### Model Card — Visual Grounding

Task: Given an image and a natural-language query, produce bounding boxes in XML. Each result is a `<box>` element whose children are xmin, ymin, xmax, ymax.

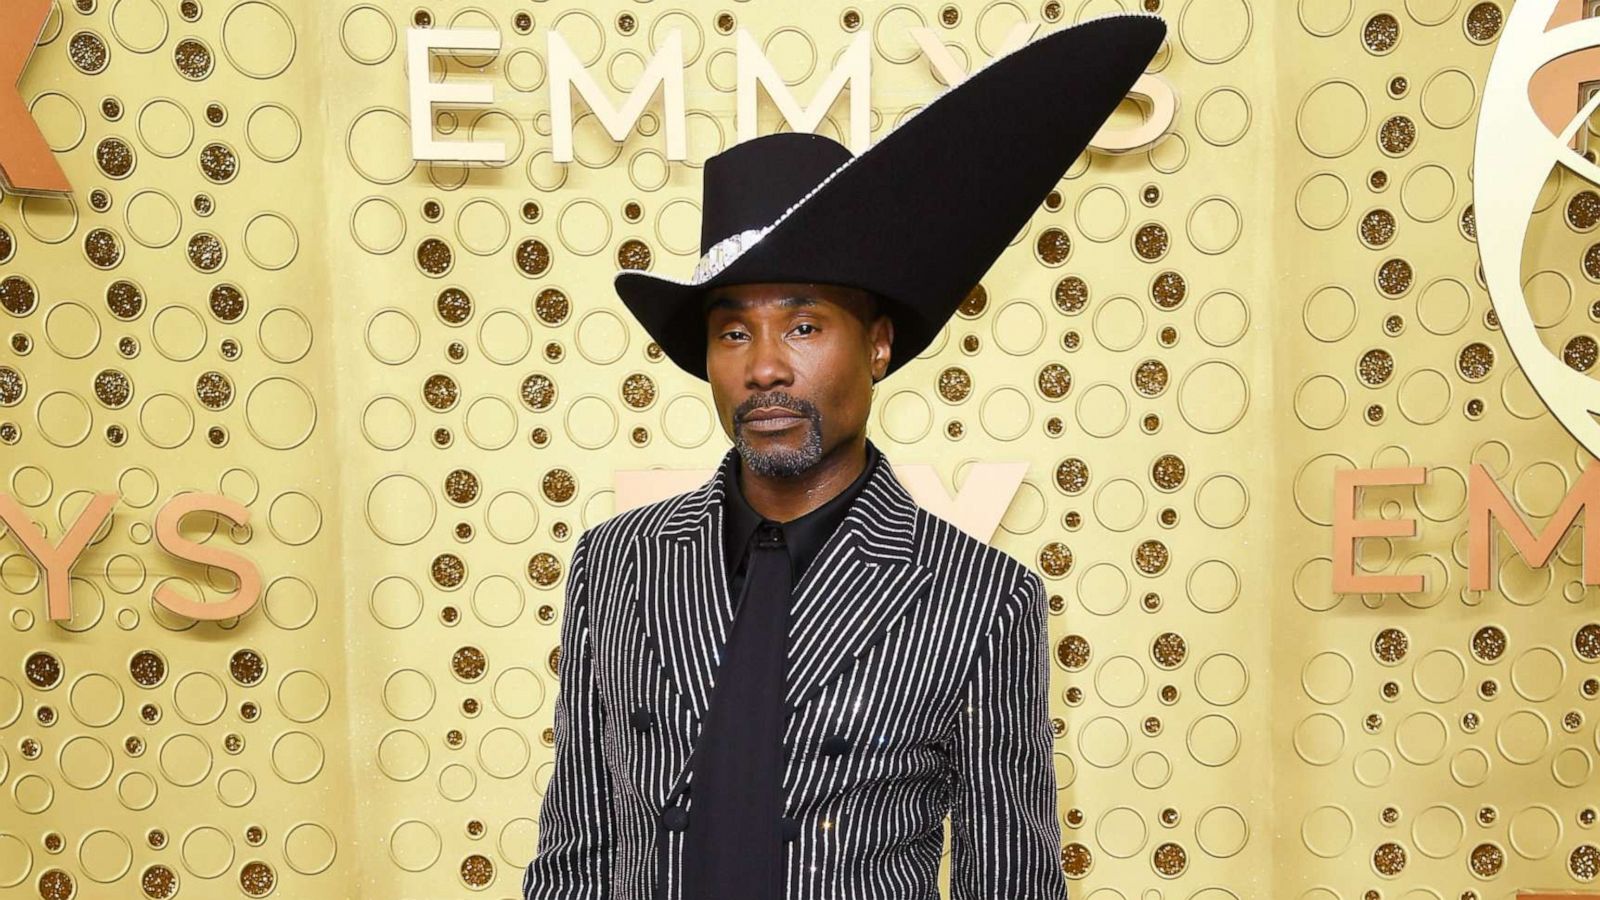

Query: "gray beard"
<box><xmin>734</xmin><ymin>413</ymin><xmax>824</xmax><ymax>478</ymax></box>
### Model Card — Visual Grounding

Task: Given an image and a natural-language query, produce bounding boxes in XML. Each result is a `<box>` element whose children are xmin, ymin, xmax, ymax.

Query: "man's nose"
<box><xmin>745</xmin><ymin>328</ymin><xmax>794</xmax><ymax>385</ymax></box>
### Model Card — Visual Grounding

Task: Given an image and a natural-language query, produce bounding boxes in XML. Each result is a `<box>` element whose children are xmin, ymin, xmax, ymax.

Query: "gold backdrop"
<box><xmin>2</xmin><ymin>0</ymin><xmax>1599</xmax><ymax>897</ymax></box>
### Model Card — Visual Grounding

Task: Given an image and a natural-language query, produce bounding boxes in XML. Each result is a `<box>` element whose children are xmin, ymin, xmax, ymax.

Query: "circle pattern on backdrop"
<box><xmin>4</xmin><ymin>2</ymin><xmax>1583</xmax><ymax>895</ymax></box>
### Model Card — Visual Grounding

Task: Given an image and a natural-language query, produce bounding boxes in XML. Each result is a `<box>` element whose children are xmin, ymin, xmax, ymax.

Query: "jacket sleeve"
<box><xmin>523</xmin><ymin>531</ymin><xmax>616</xmax><ymax>900</ymax></box>
<box><xmin>947</xmin><ymin>570</ymin><xmax>1070</xmax><ymax>900</ymax></box>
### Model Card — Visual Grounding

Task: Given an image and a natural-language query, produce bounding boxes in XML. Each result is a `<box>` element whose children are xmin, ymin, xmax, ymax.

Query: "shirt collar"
<box><xmin>721</xmin><ymin>437</ymin><xmax>881</xmax><ymax>584</ymax></box>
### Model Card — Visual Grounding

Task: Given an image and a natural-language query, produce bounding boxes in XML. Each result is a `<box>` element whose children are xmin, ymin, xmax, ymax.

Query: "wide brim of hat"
<box><xmin>614</xmin><ymin>10</ymin><xmax>1168</xmax><ymax>384</ymax></box>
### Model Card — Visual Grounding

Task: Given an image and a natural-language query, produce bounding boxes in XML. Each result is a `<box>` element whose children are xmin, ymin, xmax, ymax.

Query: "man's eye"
<box><xmin>794</xmin><ymin>323</ymin><xmax>816</xmax><ymax>335</ymax></box>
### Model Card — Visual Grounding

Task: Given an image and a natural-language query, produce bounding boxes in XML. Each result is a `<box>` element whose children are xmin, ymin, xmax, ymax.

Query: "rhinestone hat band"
<box><xmin>690</xmin><ymin>225</ymin><xmax>776</xmax><ymax>283</ymax></box>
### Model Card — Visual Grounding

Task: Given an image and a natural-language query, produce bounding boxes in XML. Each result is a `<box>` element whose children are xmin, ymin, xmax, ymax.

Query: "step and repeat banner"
<box><xmin>2</xmin><ymin>0</ymin><xmax>1600</xmax><ymax>897</ymax></box>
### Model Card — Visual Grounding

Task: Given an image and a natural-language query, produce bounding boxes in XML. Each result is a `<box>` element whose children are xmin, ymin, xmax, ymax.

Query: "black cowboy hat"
<box><xmin>613</xmin><ymin>11</ymin><xmax>1167</xmax><ymax>383</ymax></box>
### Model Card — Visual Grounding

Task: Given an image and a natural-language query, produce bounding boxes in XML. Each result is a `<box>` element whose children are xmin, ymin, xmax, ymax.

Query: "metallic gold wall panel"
<box><xmin>1</xmin><ymin>0</ymin><xmax>1596</xmax><ymax>898</ymax></box>
<box><xmin>5</xmin><ymin>1</ymin><xmax>364</xmax><ymax>898</ymax></box>
<box><xmin>1280</xmin><ymin>0</ymin><xmax>1600</xmax><ymax>895</ymax></box>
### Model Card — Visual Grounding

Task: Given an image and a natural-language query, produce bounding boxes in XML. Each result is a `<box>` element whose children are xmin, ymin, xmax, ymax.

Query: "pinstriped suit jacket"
<box><xmin>523</xmin><ymin>442</ymin><xmax>1069</xmax><ymax>900</ymax></box>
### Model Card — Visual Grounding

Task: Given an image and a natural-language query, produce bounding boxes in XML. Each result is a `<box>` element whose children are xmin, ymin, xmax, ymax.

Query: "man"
<box><xmin>524</xmin><ymin>12</ymin><xmax>1166</xmax><ymax>900</ymax></box>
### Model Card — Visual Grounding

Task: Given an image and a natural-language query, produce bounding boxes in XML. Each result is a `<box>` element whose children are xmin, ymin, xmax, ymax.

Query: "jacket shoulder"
<box><xmin>575</xmin><ymin>481</ymin><xmax>702</xmax><ymax>558</ymax></box>
<box><xmin>909</xmin><ymin>504</ymin><xmax>1040</xmax><ymax>600</ymax></box>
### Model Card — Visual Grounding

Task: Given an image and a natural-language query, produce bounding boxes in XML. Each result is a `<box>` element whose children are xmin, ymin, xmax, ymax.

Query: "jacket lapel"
<box><xmin>633</xmin><ymin>464</ymin><xmax>735</xmax><ymax>731</ymax></box>
<box><xmin>630</xmin><ymin>441</ymin><xmax>933</xmax><ymax>728</ymax></box>
<box><xmin>780</xmin><ymin>450</ymin><xmax>933</xmax><ymax>717</ymax></box>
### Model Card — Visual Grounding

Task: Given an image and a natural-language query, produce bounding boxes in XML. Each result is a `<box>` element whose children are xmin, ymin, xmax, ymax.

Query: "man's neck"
<box><xmin>739</xmin><ymin>436</ymin><xmax>868</xmax><ymax>523</ymax></box>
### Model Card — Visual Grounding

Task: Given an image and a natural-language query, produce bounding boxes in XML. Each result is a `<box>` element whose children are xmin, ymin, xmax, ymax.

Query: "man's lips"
<box><xmin>742</xmin><ymin>408</ymin><xmax>805</xmax><ymax>431</ymax></box>
<box><xmin>744</xmin><ymin>407</ymin><xmax>801</xmax><ymax>421</ymax></box>
<box><xmin>744</xmin><ymin>415</ymin><xmax>803</xmax><ymax>431</ymax></box>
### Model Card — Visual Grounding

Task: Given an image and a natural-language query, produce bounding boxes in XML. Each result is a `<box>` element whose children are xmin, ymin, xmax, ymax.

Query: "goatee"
<box><xmin>733</xmin><ymin>392</ymin><xmax>824</xmax><ymax>478</ymax></box>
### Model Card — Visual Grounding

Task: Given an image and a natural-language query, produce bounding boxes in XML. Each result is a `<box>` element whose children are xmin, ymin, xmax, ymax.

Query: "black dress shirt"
<box><xmin>683</xmin><ymin>439</ymin><xmax>879</xmax><ymax>894</ymax></box>
<box><xmin>722</xmin><ymin>438</ymin><xmax>881</xmax><ymax>597</ymax></box>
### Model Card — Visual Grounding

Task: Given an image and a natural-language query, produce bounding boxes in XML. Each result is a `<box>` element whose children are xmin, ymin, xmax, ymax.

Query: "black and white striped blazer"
<box><xmin>523</xmin><ymin>441</ymin><xmax>1068</xmax><ymax>900</ymax></box>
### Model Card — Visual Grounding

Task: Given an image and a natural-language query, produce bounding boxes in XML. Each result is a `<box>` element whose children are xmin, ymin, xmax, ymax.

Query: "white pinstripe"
<box><xmin>524</xmin><ymin>442</ymin><xmax>1067</xmax><ymax>900</ymax></box>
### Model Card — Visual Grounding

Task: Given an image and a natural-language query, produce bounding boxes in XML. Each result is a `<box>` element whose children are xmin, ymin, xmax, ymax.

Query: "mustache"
<box><xmin>735</xmin><ymin>392</ymin><xmax>818</xmax><ymax>420</ymax></box>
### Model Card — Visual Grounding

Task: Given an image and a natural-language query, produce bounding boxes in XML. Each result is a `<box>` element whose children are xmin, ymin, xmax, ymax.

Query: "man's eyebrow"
<box><xmin>703</xmin><ymin>295</ymin><xmax>819</xmax><ymax>314</ymax></box>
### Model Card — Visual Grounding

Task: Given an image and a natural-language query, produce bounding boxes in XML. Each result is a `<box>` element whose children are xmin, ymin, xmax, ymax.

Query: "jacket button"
<box><xmin>661</xmin><ymin>807</ymin><xmax>689</xmax><ymax>832</ymax></box>
<box><xmin>821</xmin><ymin>734</ymin><xmax>851</xmax><ymax>757</ymax></box>
<box><xmin>780</xmin><ymin>815</ymin><xmax>800</xmax><ymax>842</ymax></box>
<box><xmin>630</xmin><ymin>706</ymin><xmax>656</xmax><ymax>732</ymax></box>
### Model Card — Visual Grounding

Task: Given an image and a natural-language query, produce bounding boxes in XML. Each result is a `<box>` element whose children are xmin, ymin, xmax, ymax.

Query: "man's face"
<box><xmin>702</xmin><ymin>282</ymin><xmax>892</xmax><ymax>478</ymax></box>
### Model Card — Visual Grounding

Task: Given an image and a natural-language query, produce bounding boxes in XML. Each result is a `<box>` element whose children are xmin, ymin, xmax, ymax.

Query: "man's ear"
<box><xmin>872</xmin><ymin>314</ymin><xmax>894</xmax><ymax>381</ymax></box>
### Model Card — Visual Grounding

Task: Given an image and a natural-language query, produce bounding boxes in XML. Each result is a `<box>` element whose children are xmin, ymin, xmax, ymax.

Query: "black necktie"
<box><xmin>683</xmin><ymin>520</ymin><xmax>791</xmax><ymax>898</ymax></box>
